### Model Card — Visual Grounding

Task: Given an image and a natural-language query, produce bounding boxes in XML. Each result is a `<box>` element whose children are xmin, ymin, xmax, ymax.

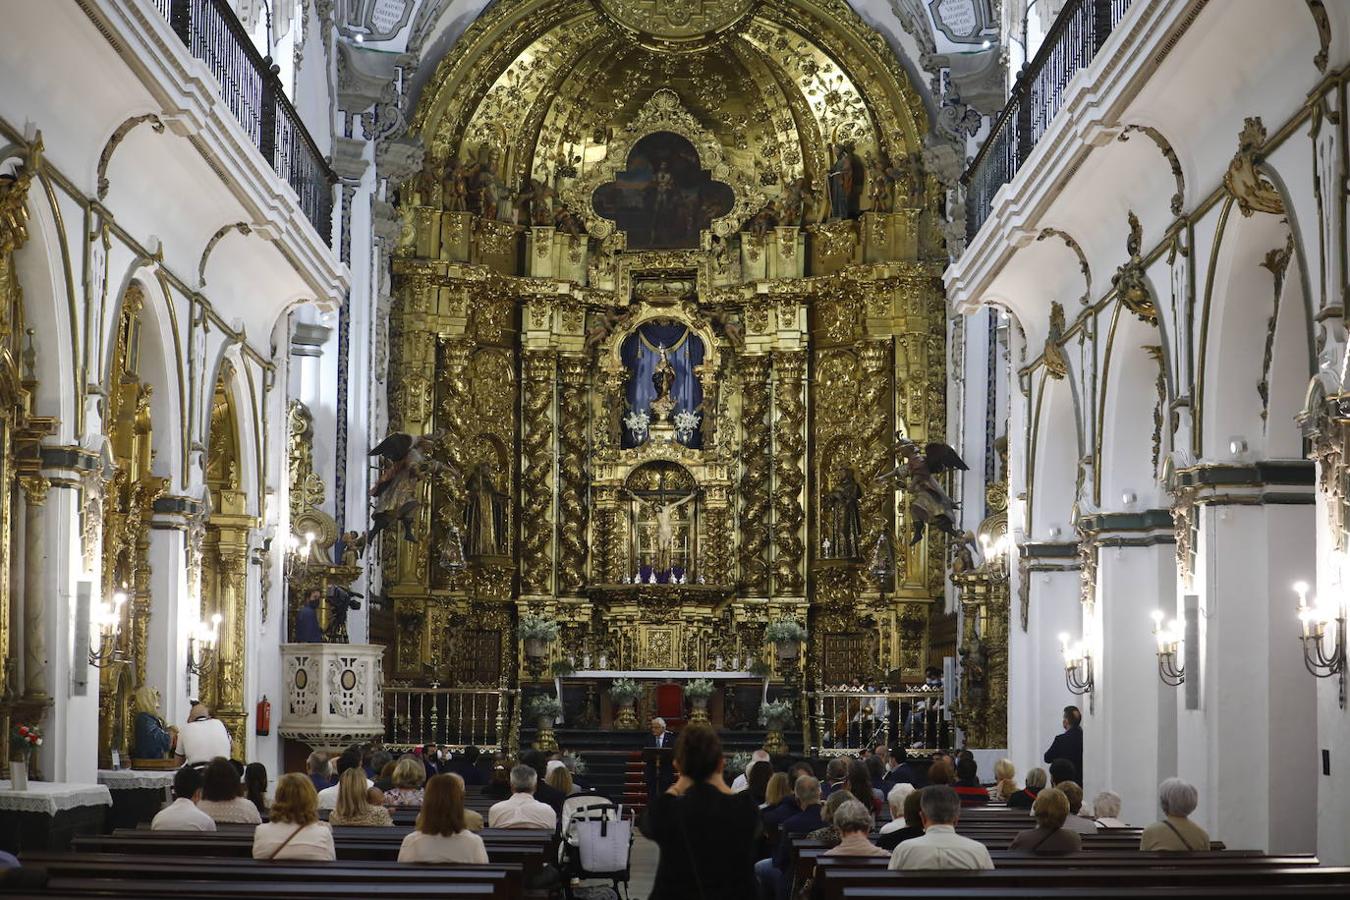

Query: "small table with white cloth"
<box><xmin>0</xmin><ymin>781</ymin><xmax>112</xmax><ymax>852</ymax></box>
<box><xmin>98</xmin><ymin>768</ymin><xmax>176</xmax><ymax>830</ymax></box>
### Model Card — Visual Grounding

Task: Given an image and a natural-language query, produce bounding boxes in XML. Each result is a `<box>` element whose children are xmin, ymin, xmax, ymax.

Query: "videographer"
<box><xmin>325</xmin><ymin>586</ymin><xmax>362</xmax><ymax>643</ymax></box>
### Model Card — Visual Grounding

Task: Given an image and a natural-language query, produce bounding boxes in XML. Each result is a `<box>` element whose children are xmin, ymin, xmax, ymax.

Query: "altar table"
<box><xmin>0</xmin><ymin>781</ymin><xmax>111</xmax><ymax>852</ymax></box>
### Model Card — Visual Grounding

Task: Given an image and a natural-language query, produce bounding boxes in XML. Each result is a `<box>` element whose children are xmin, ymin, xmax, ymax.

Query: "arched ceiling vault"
<box><xmin>408</xmin><ymin>0</ymin><xmax>933</xmax><ymax>214</ymax></box>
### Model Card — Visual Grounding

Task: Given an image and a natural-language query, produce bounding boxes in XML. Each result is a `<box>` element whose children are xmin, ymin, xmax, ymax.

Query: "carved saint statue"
<box><xmin>627</xmin><ymin>489</ymin><xmax>697</xmax><ymax>573</ymax></box>
<box><xmin>823</xmin><ymin>466</ymin><xmax>863</xmax><ymax>559</ymax></box>
<box><xmin>368</xmin><ymin>431</ymin><xmax>446</xmax><ymax>542</ymax></box>
<box><xmin>827</xmin><ymin>142</ymin><xmax>859</xmax><ymax>220</ymax></box>
<box><xmin>650</xmin><ymin>343</ymin><xmax>677</xmax><ymax>423</ymax></box>
<box><xmin>132</xmin><ymin>685</ymin><xmax>176</xmax><ymax>760</ymax></box>
<box><xmin>875</xmin><ymin>436</ymin><xmax>969</xmax><ymax>545</ymax></box>
<box><xmin>465</xmin><ymin>462</ymin><xmax>508</xmax><ymax>556</ymax></box>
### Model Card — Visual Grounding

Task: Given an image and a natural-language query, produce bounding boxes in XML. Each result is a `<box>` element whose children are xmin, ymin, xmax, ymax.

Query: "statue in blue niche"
<box><xmin>132</xmin><ymin>684</ymin><xmax>176</xmax><ymax>759</ymax></box>
<box><xmin>621</xmin><ymin>323</ymin><xmax>706</xmax><ymax>449</ymax></box>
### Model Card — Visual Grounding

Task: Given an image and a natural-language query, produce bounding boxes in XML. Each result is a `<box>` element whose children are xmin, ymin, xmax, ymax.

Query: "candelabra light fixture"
<box><xmin>1150</xmin><ymin>610</ymin><xmax>1185</xmax><ymax>686</ymax></box>
<box><xmin>284</xmin><ymin>530</ymin><xmax>317</xmax><ymax>581</ymax></box>
<box><xmin>1059</xmin><ymin>632</ymin><xmax>1095</xmax><ymax>708</ymax></box>
<box><xmin>185</xmin><ymin>612</ymin><xmax>223</xmax><ymax>691</ymax></box>
<box><xmin>88</xmin><ymin>589</ymin><xmax>127</xmax><ymax>667</ymax></box>
<box><xmin>979</xmin><ymin>533</ymin><xmax>1011</xmax><ymax>569</ymax></box>
<box><xmin>1294</xmin><ymin>581</ymin><xmax>1346</xmax><ymax>708</ymax></box>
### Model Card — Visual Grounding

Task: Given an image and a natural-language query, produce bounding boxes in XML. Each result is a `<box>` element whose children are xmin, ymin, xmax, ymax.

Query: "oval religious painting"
<box><xmin>591</xmin><ymin>131</ymin><xmax>735</xmax><ymax>250</ymax></box>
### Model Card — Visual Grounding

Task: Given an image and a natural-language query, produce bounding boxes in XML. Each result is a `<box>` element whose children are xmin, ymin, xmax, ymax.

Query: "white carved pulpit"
<box><xmin>278</xmin><ymin>644</ymin><xmax>385</xmax><ymax>752</ymax></box>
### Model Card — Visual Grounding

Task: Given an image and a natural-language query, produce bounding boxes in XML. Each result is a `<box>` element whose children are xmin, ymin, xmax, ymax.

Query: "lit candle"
<box><xmin>1294</xmin><ymin>581</ymin><xmax>1312</xmax><ymax>638</ymax></box>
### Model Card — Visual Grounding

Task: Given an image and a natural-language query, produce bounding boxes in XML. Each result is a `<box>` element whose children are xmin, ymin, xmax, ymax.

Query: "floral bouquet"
<box><xmin>11</xmin><ymin>722</ymin><xmax>42</xmax><ymax>757</ymax></box>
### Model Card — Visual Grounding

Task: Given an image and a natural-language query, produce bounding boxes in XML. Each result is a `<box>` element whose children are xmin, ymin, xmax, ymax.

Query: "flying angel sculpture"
<box><xmin>876</xmin><ymin>435</ymin><xmax>969</xmax><ymax>545</ymax></box>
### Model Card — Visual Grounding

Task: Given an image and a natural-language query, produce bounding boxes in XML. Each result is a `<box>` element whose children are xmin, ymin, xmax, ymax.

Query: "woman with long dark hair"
<box><xmin>640</xmin><ymin>724</ymin><xmax>760</xmax><ymax>899</ymax></box>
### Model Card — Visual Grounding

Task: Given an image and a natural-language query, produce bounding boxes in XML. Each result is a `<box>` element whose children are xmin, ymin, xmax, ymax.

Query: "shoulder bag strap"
<box><xmin>267</xmin><ymin>824</ymin><xmax>306</xmax><ymax>860</ymax></box>
<box><xmin>1162</xmin><ymin>819</ymin><xmax>1197</xmax><ymax>851</ymax></box>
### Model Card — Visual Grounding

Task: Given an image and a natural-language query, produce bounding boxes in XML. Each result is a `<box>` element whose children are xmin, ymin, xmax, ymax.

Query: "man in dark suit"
<box><xmin>521</xmin><ymin>750</ymin><xmax>565</xmax><ymax>823</ymax></box>
<box><xmin>1044</xmin><ymin>705</ymin><xmax>1084</xmax><ymax>785</ymax></box>
<box><xmin>449</xmin><ymin>745</ymin><xmax>487</xmax><ymax>785</ymax></box>
<box><xmin>883</xmin><ymin>745</ymin><xmax>928</xmax><ymax>789</ymax></box>
<box><xmin>645</xmin><ymin>717</ymin><xmax>676</xmax><ymax>804</ymax></box>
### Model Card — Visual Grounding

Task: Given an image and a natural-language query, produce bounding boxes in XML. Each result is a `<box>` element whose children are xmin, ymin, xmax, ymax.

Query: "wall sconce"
<box><xmin>1295</xmin><ymin>581</ymin><xmax>1346</xmax><ymax>708</ymax></box>
<box><xmin>1150</xmin><ymin>610</ymin><xmax>1185</xmax><ymax>686</ymax></box>
<box><xmin>186</xmin><ymin>612</ymin><xmax>223</xmax><ymax>690</ymax></box>
<box><xmin>88</xmin><ymin>590</ymin><xmax>127</xmax><ymax>668</ymax></box>
<box><xmin>1059</xmin><ymin>632</ymin><xmax>1095</xmax><ymax>705</ymax></box>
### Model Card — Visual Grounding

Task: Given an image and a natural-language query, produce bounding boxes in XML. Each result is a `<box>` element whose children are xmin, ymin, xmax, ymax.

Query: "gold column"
<box><xmin>203</xmin><ymin>536</ymin><xmax>249</xmax><ymax>752</ymax></box>
<box><xmin>592</xmin><ymin>486</ymin><xmax>621</xmax><ymax>584</ymax></box>
<box><xmin>859</xmin><ymin>341</ymin><xmax>893</xmax><ymax>588</ymax></box>
<box><xmin>701</xmin><ymin>485</ymin><xmax>734</xmax><ymax>584</ymax></box>
<box><xmin>520</xmin><ymin>350</ymin><xmax>556</xmax><ymax>595</ymax></box>
<box><xmin>772</xmin><ymin>350</ymin><xmax>806</xmax><ymax>596</ymax></box>
<box><xmin>20</xmin><ymin>475</ymin><xmax>49</xmax><ymax>700</ymax></box>
<box><xmin>738</xmin><ymin>355</ymin><xmax>771</xmax><ymax>595</ymax></box>
<box><xmin>557</xmin><ymin>356</ymin><xmax>588</xmax><ymax>594</ymax></box>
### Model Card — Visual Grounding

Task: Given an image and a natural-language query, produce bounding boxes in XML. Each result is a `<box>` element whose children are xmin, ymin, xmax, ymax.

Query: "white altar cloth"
<box><xmin>566</xmin><ymin>670</ymin><xmax>759</xmax><ymax>680</ymax></box>
<box><xmin>0</xmin><ymin>781</ymin><xmax>112</xmax><ymax>815</ymax></box>
<box><xmin>98</xmin><ymin>769</ymin><xmax>176</xmax><ymax>792</ymax></box>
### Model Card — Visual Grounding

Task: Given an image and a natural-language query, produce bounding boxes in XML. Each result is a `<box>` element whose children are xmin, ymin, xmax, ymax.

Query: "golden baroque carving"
<box><xmin>739</xmin><ymin>355</ymin><xmax>772</xmax><ymax>594</ymax></box>
<box><xmin>520</xmin><ymin>351</ymin><xmax>556</xmax><ymax>594</ymax></box>
<box><xmin>558</xmin><ymin>356</ymin><xmax>589</xmax><ymax>593</ymax></box>
<box><xmin>1223</xmin><ymin>117</ymin><xmax>1285</xmax><ymax>218</ymax></box>
<box><xmin>772</xmin><ymin>350</ymin><xmax>806</xmax><ymax>595</ymax></box>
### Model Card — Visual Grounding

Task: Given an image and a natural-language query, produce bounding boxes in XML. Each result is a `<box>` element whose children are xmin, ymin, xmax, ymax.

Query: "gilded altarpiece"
<box><xmin>384</xmin><ymin>0</ymin><xmax>955</xmax><ymax>714</ymax></box>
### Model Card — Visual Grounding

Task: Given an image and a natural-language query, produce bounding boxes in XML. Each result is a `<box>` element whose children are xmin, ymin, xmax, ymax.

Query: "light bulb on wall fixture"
<box><xmin>1228</xmin><ymin>437</ymin><xmax>1248</xmax><ymax>458</ymax></box>
<box><xmin>1293</xmin><ymin>579</ymin><xmax>1346</xmax><ymax>707</ymax></box>
<box><xmin>1150</xmin><ymin>609</ymin><xmax>1185</xmax><ymax>685</ymax></box>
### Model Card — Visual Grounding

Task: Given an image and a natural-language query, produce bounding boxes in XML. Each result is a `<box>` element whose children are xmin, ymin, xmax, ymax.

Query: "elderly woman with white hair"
<box><xmin>1092</xmin><ymin>790</ymin><xmax>1128</xmax><ymax>828</ymax></box>
<box><xmin>1140</xmin><ymin>778</ymin><xmax>1209</xmax><ymax>851</ymax></box>
<box><xmin>878</xmin><ymin>783</ymin><xmax>915</xmax><ymax>835</ymax></box>
<box><xmin>824</xmin><ymin>799</ymin><xmax>891</xmax><ymax>858</ymax></box>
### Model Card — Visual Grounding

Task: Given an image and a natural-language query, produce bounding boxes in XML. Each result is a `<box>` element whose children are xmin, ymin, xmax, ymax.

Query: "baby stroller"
<box><xmin>561</xmin><ymin>796</ymin><xmax>633</xmax><ymax>900</ymax></box>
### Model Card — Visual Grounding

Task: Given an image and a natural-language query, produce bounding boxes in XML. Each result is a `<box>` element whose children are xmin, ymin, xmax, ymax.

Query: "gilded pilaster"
<box><xmin>738</xmin><ymin>355</ymin><xmax>771</xmax><ymax>594</ymax></box>
<box><xmin>20</xmin><ymin>475</ymin><xmax>49</xmax><ymax>700</ymax></box>
<box><xmin>772</xmin><ymin>350</ymin><xmax>806</xmax><ymax>596</ymax></box>
<box><xmin>592</xmin><ymin>485</ymin><xmax>622</xmax><ymax>584</ymax></box>
<box><xmin>520</xmin><ymin>350</ymin><xmax>556</xmax><ymax>595</ymax></box>
<box><xmin>859</xmin><ymin>341</ymin><xmax>892</xmax><ymax>586</ymax></box>
<box><xmin>557</xmin><ymin>356</ymin><xmax>588</xmax><ymax>594</ymax></box>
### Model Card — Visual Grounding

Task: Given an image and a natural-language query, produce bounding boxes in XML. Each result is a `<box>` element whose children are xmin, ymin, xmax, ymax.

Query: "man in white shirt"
<box><xmin>731</xmin><ymin>748</ymin><xmax>770</xmax><ymax>792</ymax></box>
<box><xmin>488</xmin><ymin>765</ymin><xmax>558</xmax><ymax>830</ymax></box>
<box><xmin>151</xmin><ymin>766</ymin><xmax>216</xmax><ymax>832</ymax></box>
<box><xmin>889</xmin><ymin>785</ymin><xmax>993</xmax><ymax>871</ymax></box>
<box><xmin>175</xmin><ymin>703</ymin><xmax>232</xmax><ymax>766</ymax></box>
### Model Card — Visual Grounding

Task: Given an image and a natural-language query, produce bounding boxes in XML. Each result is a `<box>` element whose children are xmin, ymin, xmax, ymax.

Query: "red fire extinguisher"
<box><xmin>256</xmin><ymin>695</ymin><xmax>271</xmax><ymax>736</ymax></box>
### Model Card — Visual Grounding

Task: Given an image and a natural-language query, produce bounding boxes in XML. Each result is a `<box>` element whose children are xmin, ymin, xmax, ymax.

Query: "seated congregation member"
<box><xmin>488</xmin><ymin>764</ymin><xmax>558</xmax><ymax>829</ymax></box>
<box><xmin>1008</xmin><ymin>787</ymin><xmax>1081</xmax><ymax>855</ymax></box>
<box><xmin>523</xmin><ymin>750</ymin><xmax>566</xmax><ymax>818</ymax></box>
<box><xmin>383</xmin><ymin>756</ymin><xmax>428</xmax><ymax>807</ymax></box>
<box><xmin>925</xmin><ymin>757</ymin><xmax>955</xmax><ymax>786</ymax></box>
<box><xmin>989</xmin><ymin>758</ymin><xmax>1017</xmax><ymax>801</ymax></box>
<box><xmin>1140</xmin><ymin>777</ymin><xmax>1210</xmax><ymax>851</ymax></box>
<box><xmin>732</xmin><ymin>749</ymin><xmax>771</xmax><ymax>792</ymax></box>
<box><xmin>318</xmin><ymin>747</ymin><xmax>375</xmax><ymax>810</ymax></box>
<box><xmin>888</xmin><ymin>785</ymin><xmax>994</xmax><ymax>871</ymax></box>
<box><xmin>1092</xmin><ymin>790</ymin><xmax>1128</xmax><ymax>828</ymax></box>
<box><xmin>244</xmin><ymin>762</ymin><xmax>269</xmax><ymax>816</ymax></box>
<box><xmin>822</xmin><ymin>756</ymin><xmax>849</xmax><ymax>795</ymax></box>
<box><xmin>878</xmin><ymin>783</ymin><xmax>915</xmax><ymax>836</ymax></box>
<box><xmin>1008</xmin><ymin>766</ymin><xmax>1046</xmax><ymax>809</ymax></box>
<box><xmin>762</xmin><ymin>772</ymin><xmax>791</xmax><ymax>812</ymax></box>
<box><xmin>329</xmin><ymin>766</ymin><xmax>393</xmax><ymax>826</ymax></box>
<box><xmin>807</xmin><ymin>789</ymin><xmax>855</xmax><ymax>848</ymax></box>
<box><xmin>398</xmin><ymin>773</ymin><xmax>489</xmax><ymax>864</ymax></box>
<box><xmin>884</xmin><ymin>746</ymin><xmax>927</xmax><ymax>789</ymax></box>
<box><xmin>175</xmin><ymin>703</ymin><xmax>232</xmax><ymax>766</ymax></box>
<box><xmin>151</xmin><ymin>765</ymin><xmax>216</xmax><ymax>832</ymax></box>
<box><xmin>197</xmin><ymin>757</ymin><xmax>262</xmax><ymax>824</ymax></box>
<box><xmin>253</xmin><ymin>774</ymin><xmax>336</xmax><ymax>861</ymax></box>
<box><xmin>485</xmin><ymin>761</ymin><xmax>513</xmax><ymax>802</ymax></box>
<box><xmin>952</xmin><ymin>755</ymin><xmax>988</xmax><ymax>806</ymax></box>
<box><xmin>878</xmin><ymin>788</ymin><xmax>924</xmax><ymax>851</ymax></box>
<box><xmin>1058</xmin><ymin>781</ymin><xmax>1097</xmax><ymax>834</ymax></box>
<box><xmin>746</xmin><ymin>759</ymin><xmax>774</xmax><ymax>806</ymax></box>
<box><xmin>547</xmin><ymin>762</ymin><xmax>579</xmax><ymax>797</ymax></box>
<box><xmin>306</xmin><ymin>751</ymin><xmax>332</xmax><ymax>791</ymax></box>
<box><xmin>756</xmin><ymin>775</ymin><xmax>823</xmax><ymax>900</ymax></box>
<box><xmin>640</xmin><ymin>723</ymin><xmax>760</xmax><ymax>900</ymax></box>
<box><xmin>847</xmin><ymin>759</ymin><xmax>885</xmax><ymax>813</ymax></box>
<box><xmin>451</xmin><ymin>745</ymin><xmax>487</xmax><ymax>786</ymax></box>
<box><xmin>863</xmin><ymin>754</ymin><xmax>886</xmax><ymax>792</ymax></box>
<box><xmin>825</xmin><ymin>799</ymin><xmax>891</xmax><ymax>858</ymax></box>
<box><xmin>761</xmin><ymin>771</ymin><xmax>801</xmax><ymax>830</ymax></box>
<box><xmin>1048</xmin><ymin>756</ymin><xmax>1078</xmax><ymax>788</ymax></box>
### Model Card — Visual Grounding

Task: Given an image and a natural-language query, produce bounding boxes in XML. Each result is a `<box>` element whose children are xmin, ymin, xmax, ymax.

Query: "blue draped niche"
<box><xmin>620</xmin><ymin>322</ymin><xmax>705</xmax><ymax>448</ymax></box>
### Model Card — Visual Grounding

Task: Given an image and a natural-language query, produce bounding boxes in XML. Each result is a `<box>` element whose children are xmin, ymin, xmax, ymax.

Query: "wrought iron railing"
<box><xmin>808</xmin><ymin>690</ymin><xmax>952</xmax><ymax>756</ymax></box>
<box><xmin>384</xmin><ymin>685</ymin><xmax>518</xmax><ymax>752</ymax></box>
<box><xmin>159</xmin><ymin>0</ymin><xmax>336</xmax><ymax>244</ymax></box>
<box><xmin>963</xmin><ymin>0</ymin><xmax>1135</xmax><ymax>240</ymax></box>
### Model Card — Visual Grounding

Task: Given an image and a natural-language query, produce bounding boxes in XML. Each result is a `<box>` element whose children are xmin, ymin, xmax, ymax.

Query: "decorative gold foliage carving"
<box><xmin>520</xmin><ymin>351</ymin><xmax>556</xmax><ymax>594</ymax></box>
<box><xmin>558</xmin><ymin>357</ymin><xmax>589</xmax><ymax>593</ymax></box>
<box><xmin>739</xmin><ymin>355</ymin><xmax>772</xmax><ymax>595</ymax></box>
<box><xmin>773</xmin><ymin>349</ymin><xmax>806</xmax><ymax>595</ymax></box>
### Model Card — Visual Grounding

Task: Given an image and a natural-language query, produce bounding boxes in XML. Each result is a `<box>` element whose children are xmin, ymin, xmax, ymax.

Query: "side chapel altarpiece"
<box><xmin>385</xmin><ymin>0</ymin><xmax>959</xmax><ymax>698</ymax></box>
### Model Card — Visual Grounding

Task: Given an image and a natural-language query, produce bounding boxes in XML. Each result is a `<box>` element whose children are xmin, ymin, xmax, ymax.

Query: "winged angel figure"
<box><xmin>367</xmin><ymin>431</ymin><xmax>450</xmax><ymax>542</ymax></box>
<box><xmin>876</xmin><ymin>435</ymin><xmax>969</xmax><ymax>545</ymax></box>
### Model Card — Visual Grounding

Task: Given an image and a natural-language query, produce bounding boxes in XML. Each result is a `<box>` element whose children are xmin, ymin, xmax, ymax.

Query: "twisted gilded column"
<box><xmin>860</xmin><ymin>341</ymin><xmax>892</xmax><ymax>585</ymax></box>
<box><xmin>772</xmin><ymin>350</ymin><xmax>806</xmax><ymax>595</ymax></box>
<box><xmin>520</xmin><ymin>350</ymin><xmax>556</xmax><ymax>595</ymax></box>
<box><xmin>738</xmin><ymin>355</ymin><xmax>771</xmax><ymax>594</ymax></box>
<box><xmin>557</xmin><ymin>357</ymin><xmax>588</xmax><ymax>594</ymax></box>
<box><xmin>21</xmin><ymin>475</ymin><xmax>49</xmax><ymax>699</ymax></box>
<box><xmin>592</xmin><ymin>486</ymin><xmax>621</xmax><ymax>584</ymax></box>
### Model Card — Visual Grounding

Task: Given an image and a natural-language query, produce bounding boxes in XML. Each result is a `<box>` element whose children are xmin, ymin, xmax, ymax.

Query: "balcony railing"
<box><xmin>963</xmin><ymin>0</ymin><xmax>1135</xmax><ymax>241</ymax></box>
<box><xmin>160</xmin><ymin>0</ymin><xmax>336</xmax><ymax>244</ymax></box>
<box><xmin>808</xmin><ymin>690</ymin><xmax>952</xmax><ymax>756</ymax></box>
<box><xmin>384</xmin><ymin>684</ymin><xmax>519</xmax><ymax>752</ymax></box>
